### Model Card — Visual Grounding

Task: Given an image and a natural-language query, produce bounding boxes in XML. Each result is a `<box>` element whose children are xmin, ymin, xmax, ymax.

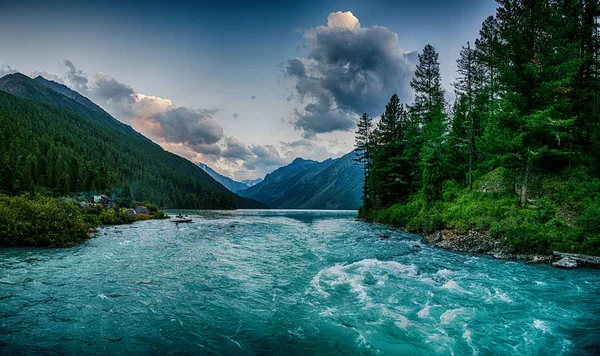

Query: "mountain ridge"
<box><xmin>240</xmin><ymin>151</ymin><xmax>362</xmax><ymax>209</ymax></box>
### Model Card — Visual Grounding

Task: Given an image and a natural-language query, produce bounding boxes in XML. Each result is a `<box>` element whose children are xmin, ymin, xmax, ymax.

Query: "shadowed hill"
<box><xmin>0</xmin><ymin>73</ymin><xmax>266</xmax><ymax>209</ymax></box>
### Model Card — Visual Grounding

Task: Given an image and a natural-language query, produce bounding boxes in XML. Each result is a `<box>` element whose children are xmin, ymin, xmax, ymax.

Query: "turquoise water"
<box><xmin>1</xmin><ymin>210</ymin><xmax>599</xmax><ymax>355</ymax></box>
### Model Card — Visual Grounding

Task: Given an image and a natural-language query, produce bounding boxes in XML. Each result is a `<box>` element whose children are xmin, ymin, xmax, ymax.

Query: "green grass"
<box><xmin>362</xmin><ymin>168</ymin><xmax>600</xmax><ymax>256</ymax></box>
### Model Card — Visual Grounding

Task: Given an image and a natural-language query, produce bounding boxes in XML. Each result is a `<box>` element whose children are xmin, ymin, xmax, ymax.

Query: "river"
<box><xmin>1</xmin><ymin>210</ymin><xmax>599</xmax><ymax>355</ymax></box>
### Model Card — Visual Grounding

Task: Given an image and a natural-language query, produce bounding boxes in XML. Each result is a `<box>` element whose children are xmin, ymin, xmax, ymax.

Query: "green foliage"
<box><xmin>369</xmin><ymin>179</ymin><xmax>600</xmax><ymax>256</ymax></box>
<box><xmin>0</xmin><ymin>195</ymin><xmax>89</xmax><ymax>247</ymax></box>
<box><xmin>141</xmin><ymin>200</ymin><xmax>159</xmax><ymax>214</ymax></box>
<box><xmin>0</xmin><ymin>194</ymin><xmax>171</xmax><ymax>247</ymax></box>
<box><xmin>357</xmin><ymin>0</ymin><xmax>600</xmax><ymax>256</ymax></box>
<box><xmin>0</xmin><ymin>75</ymin><xmax>265</xmax><ymax>209</ymax></box>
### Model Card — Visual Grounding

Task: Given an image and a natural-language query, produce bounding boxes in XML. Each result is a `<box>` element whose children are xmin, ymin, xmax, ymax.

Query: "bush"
<box><xmin>0</xmin><ymin>194</ymin><xmax>89</xmax><ymax>247</ymax></box>
<box><xmin>365</xmin><ymin>174</ymin><xmax>600</xmax><ymax>256</ymax></box>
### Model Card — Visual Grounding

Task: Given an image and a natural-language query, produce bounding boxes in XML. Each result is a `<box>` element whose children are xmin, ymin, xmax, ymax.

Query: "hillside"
<box><xmin>0</xmin><ymin>74</ymin><xmax>265</xmax><ymax>209</ymax></box>
<box><xmin>197</xmin><ymin>162</ymin><xmax>248</xmax><ymax>193</ymax></box>
<box><xmin>0</xmin><ymin>73</ymin><xmax>147</xmax><ymax>141</ymax></box>
<box><xmin>240</xmin><ymin>152</ymin><xmax>362</xmax><ymax>209</ymax></box>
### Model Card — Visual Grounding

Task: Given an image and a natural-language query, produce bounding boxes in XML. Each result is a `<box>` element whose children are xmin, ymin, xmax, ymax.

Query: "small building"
<box><xmin>135</xmin><ymin>206</ymin><xmax>149</xmax><ymax>215</ymax></box>
<box><xmin>92</xmin><ymin>195</ymin><xmax>111</xmax><ymax>206</ymax></box>
<box><xmin>126</xmin><ymin>208</ymin><xmax>137</xmax><ymax>216</ymax></box>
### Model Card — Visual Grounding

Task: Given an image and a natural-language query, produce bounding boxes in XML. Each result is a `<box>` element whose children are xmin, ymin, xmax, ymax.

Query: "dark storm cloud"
<box><xmin>91</xmin><ymin>72</ymin><xmax>135</xmax><ymax>103</ymax></box>
<box><xmin>152</xmin><ymin>106</ymin><xmax>224</xmax><ymax>149</ymax></box>
<box><xmin>292</xmin><ymin>95</ymin><xmax>355</xmax><ymax>138</ymax></box>
<box><xmin>191</xmin><ymin>143</ymin><xmax>222</xmax><ymax>156</ymax></box>
<box><xmin>63</xmin><ymin>59</ymin><xmax>89</xmax><ymax>92</ymax></box>
<box><xmin>284</xmin><ymin>11</ymin><xmax>416</xmax><ymax>137</ymax></box>
<box><xmin>222</xmin><ymin>137</ymin><xmax>252</xmax><ymax>160</ymax></box>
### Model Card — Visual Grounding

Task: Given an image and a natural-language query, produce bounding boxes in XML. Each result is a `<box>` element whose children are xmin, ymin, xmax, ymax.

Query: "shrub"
<box><xmin>0</xmin><ymin>194</ymin><xmax>89</xmax><ymax>247</ymax></box>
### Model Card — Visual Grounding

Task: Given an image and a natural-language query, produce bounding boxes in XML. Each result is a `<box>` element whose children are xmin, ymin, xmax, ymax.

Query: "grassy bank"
<box><xmin>0</xmin><ymin>195</ymin><xmax>168</xmax><ymax>247</ymax></box>
<box><xmin>361</xmin><ymin>168</ymin><xmax>600</xmax><ymax>256</ymax></box>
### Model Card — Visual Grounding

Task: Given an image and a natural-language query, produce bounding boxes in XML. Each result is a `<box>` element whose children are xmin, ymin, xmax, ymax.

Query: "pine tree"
<box><xmin>453</xmin><ymin>42</ymin><xmax>479</xmax><ymax>190</ymax></box>
<box><xmin>410</xmin><ymin>44</ymin><xmax>447</xmax><ymax>200</ymax></box>
<box><xmin>373</xmin><ymin>95</ymin><xmax>412</xmax><ymax>206</ymax></box>
<box><xmin>411</xmin><ymin>44</ymin><xmax>446</xmax><ymax>125</ymax></box>
<box><xmin>475</xmin><ymin>16</ymin><xmax>501</xmax><ymax>121</ymax></box>
<box><xmin>354</xmin><ymin>112</ymin><xmax>373</xmax><ymax>205</ymax></box>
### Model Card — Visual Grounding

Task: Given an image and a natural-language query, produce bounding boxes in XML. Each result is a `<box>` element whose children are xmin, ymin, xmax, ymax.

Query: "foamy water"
<box><xmin>0</xmin><ymin>210</ymin><xmax>598</xmax><ymax>354</ymax></box>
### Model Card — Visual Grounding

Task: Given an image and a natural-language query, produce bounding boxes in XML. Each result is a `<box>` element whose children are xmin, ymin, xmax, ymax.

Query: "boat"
<box><xmin>171</xmin><ymin>219</ymin><xmax>192</xmax><ymax>223</ymax></box>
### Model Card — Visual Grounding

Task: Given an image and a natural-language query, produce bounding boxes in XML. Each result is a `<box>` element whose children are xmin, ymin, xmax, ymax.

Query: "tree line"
<box><xmin>355</xmin><ymin>0</ymin><xmax>600</xmax><ymax>254</ymax></box>
<box><xmin>356</xmin><ymin>0</ymin><xmax>599</xmax><ymax>210</ymax></box>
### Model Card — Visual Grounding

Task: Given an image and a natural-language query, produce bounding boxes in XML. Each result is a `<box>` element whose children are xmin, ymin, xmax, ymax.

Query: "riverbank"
<box><xmin>0</xmin><ymin>195</ymin><xmax>168</xmax><ymax>247</ymax></box>
<box><xmin>361</xmin><ymin>171</ymin><xmax>600</xmax><ymax>268</ymax></box>
<box><xmin>419</xmin><ymin>229</ymin><xmax>600</xmax><ymax>268</ymax></box>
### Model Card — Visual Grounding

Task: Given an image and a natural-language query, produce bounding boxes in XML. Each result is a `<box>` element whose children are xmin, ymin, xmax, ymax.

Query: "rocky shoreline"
<box><xmin>420</xmin><ymin>229</ymin><xmax>600</xmax><ymax>269</ymax></box>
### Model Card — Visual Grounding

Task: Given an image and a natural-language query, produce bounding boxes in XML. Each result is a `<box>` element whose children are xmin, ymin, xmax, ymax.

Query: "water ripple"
<box><xmin>1</xmin><ymin>210</ymin><xmax>599</xmax><ymax>355</ymax></box>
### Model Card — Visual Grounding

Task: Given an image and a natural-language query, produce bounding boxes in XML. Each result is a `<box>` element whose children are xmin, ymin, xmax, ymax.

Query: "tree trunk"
<box><xmin>520</xmin><ymin>152</ymin><xmax>531</xmax><ymax>206</ymax></box>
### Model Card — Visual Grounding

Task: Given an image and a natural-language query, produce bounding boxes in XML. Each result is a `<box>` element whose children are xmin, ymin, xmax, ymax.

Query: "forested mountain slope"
<box><xmin>0</xmin><ymin>74</ymin><xmax>265</xmax><ymax>209</ymax></box>
<box><xmin>0</xmin><ymin>73</ymin><xmax>147</xmax><ymax>141</ymax></box>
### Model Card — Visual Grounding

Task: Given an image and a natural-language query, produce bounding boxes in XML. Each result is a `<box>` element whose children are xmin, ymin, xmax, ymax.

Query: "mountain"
<box><xmin>197</xmin><ymin>163</ymin><xmax>249</xmax><ymax>193</ymax></box>
<box><xmin>239</xmin><ymin>152</ymin><xmax>362</xmax><ymax>209</ymax></box>
<box><xmin>0</xmin><ymin>73</ymin><xmax>147</xmax><ymax>141</ymax></box>
<box><xmin>0</xmin><ymin>73</ymin><xmax>266</xmax><ymax>209</ymax></box>
<box><xmin>241</xmin><ymin>178</ymin><xmax>262</xmax><ymax>188</ymax></box>
<box><xmin>197</xmin><ymin>163</ymin><xmax>264</xmax><ymax>193</ymax></box>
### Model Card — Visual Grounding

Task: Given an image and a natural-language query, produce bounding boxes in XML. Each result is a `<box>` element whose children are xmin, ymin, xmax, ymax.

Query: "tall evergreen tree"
<box><xmin>410</xmin><ymin>44</ymin><xmax>447</xmax><ymax>200</ymax></box>
<box><xmin>354</xmin><ymin>112</ymin><xmax>373</xmax><ymax>206</ymax></box>
<box><xmin>453</xmin><ymin>42</ymin><xmax>479</xmax><ymax>190</ymax></box>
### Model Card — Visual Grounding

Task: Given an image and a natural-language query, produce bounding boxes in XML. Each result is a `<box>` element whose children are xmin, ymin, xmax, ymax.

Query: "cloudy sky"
<box><xmin>0</xmin><ymin>0</ymin><xmax>497</xmax><ymax>180</ymax></box>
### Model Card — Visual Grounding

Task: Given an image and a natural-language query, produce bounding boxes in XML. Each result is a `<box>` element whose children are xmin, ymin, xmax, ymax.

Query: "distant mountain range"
<box><xmin>239</xmin><ymin>151</ymin><xmax>363</xmax><ymax>210</ymax></box>
<box><xmin>0</xmin><ymin>73</ymin><xmax>265</xmax><ymax>209</ymax></box>
<box><xmin>196</xmin><ymin>163</ymin><xmax>263</xmax><ymax>193</ymax></box>
<box><xmin>241</xmin><ymin>178</ymin><xmax>262</xmax><ymax>188</ymax></box>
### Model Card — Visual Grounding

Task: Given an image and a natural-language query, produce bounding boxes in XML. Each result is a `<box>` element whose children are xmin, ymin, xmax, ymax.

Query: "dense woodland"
<box><xmin>0</xmin><ymin>74</ymin><xmax>265</xmax><ymax>209</ymax></box>
<box><xmin>356</xmin><ymin>0</ymin><xmax>600</xmax><ymax>255</ymax></box>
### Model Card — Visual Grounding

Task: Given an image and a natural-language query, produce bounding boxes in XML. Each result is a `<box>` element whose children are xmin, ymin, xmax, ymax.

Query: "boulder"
<box><xmin>552</xmin><ymin>257</ymin><xmax>578</xmax><ymax>269</ymax></box>
<box><xmin>553</xmin><ymin>251</ymin><xmax>600</xmax><ymax>267</ymax></box>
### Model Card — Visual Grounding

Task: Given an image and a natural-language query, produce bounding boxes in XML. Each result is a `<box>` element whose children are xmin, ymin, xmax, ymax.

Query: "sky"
<box><xmin>0</xmin><ymin>0</ymin><xmax>498</xmax><ymax>181</ymax></box>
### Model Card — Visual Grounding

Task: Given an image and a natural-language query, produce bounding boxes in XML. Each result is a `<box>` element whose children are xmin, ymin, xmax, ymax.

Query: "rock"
<box><xmin>379</xmin><ymin>234</ymin><xmax>390</xmax><ymax>239</ymax></box>
<box><xmin>553</xmin><ymin>251</ymin><xmax>600</xmax><ymax>267</ymax></box>
<box><xmin>433</xmin><ymin>232</ymin><xmax>443</xmax><ymax>243</ymax></box>
<box><xmin>413</xmin><ymin>244</ymin><xmax>421</xmax><ymax>249</ymax></box>
<box><xmin>552</xmin><ymin>257</ymin><xmax>578</xmax><ymax>269</ymax></box>
<box><xmin>527</xmin><ymin>255</ymin><xmax>553</xmax><ymax>264</ymax></box>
